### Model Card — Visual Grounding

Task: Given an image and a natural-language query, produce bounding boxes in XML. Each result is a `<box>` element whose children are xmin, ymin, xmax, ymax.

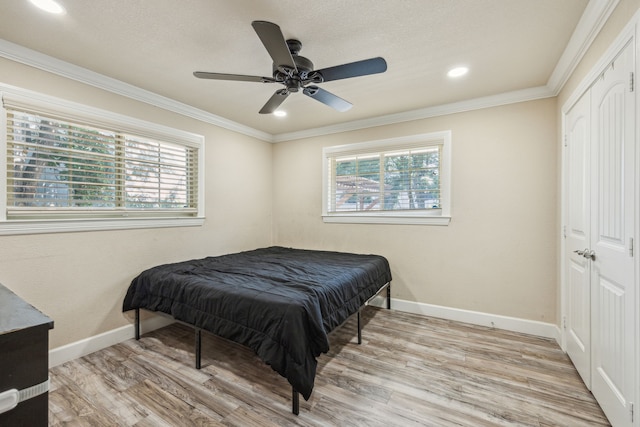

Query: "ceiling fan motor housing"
<box><xmin>272</xmin><ymin>39</ymin><xmax>316</xmax><ymax>92</ymax></box>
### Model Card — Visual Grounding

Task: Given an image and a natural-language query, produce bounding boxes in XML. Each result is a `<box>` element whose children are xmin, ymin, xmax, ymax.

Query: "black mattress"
<box><xmin>122</xmin><ymin>246</ymin><xmax>392</xmax><ymax>400</ymax></box>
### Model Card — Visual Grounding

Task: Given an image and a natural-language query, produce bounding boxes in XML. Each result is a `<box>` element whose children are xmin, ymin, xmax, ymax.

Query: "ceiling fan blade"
<box><xmin>303</xmin><ymin>86</ymin><xmax>352</xmax><ymax>112</ymax></box>
<box><xmin>259</xmin><ymin>89</ymin><xmax>290</xmax><ymax>114</ymax></box>
<box><xmin>251</xmin><ymin>21</ymin><xmax>297</xmax><ymax>72</ymax></box>
<box><xmin>314</xmin><ymin>57</ymin><xmax>387</xmax><ymax>82</ymax></box>
<box><xmin>193</xmin><ymin>71</ymin><xmax>276</xmax><ymax>83</ymax></box>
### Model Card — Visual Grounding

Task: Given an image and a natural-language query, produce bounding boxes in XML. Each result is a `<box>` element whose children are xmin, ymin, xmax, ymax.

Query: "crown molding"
<box><xmin>561</xmin><ymin>6</ymin><xmax>640</xmax><ymax>114</ymax></box>
<box><xmin>0</xmin><ymin>38</ymin><xmax>273</xmax><ymax>142</ymax></box>
<box><xmin>547</xmin><ymin>0</ymin><xmax>619</xmax><ymax>94</ymax></box>
<box><xmin>273</xmin><ymin>85</ymin><xmax>554</xmax><ymax>142</ymax></box>
<box><xmin>0</xmin><ymin>0</ymin><xmax>615</xmax><ymax>143</ymax></box>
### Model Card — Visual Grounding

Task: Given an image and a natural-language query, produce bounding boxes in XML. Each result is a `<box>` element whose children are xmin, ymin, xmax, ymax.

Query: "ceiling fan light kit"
<box><xmin>194</xmin><ymin>21</ymin><xmax>387</xmax><ymax>114</ymax></box>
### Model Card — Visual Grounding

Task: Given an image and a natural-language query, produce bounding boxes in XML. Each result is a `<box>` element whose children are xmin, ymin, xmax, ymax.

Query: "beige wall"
<box><xmin>273</xmin><ymin>98</ymin><xmax>558</xmax><ymax>323</ymax></box>
<box><xmin>0</xmin><ymin>58</ymin><xmax>274</xmax><ymax>348</ymax></box>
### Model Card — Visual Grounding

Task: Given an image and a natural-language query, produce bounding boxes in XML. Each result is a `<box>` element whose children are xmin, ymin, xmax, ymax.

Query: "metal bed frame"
<box><xmin>134</xmin><ymin>282</ymin><xmax>391</xmax><ymax>415</ymax></box>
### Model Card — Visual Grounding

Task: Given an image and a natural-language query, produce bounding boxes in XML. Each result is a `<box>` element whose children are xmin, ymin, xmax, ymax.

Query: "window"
<box><xmin>1</xmin><ymin>88</ymin><xmax>204</xmax><ymax>235</ymax></box>
<box><xmin>323</xmin><ymin>131</ymin><xmax>451</xmax><ymax>225</ymax></box>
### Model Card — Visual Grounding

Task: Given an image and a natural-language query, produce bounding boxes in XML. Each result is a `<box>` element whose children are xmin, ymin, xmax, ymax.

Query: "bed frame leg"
<box><xmin>357</xmin><ymin>310</ymin><xmax>362</xmax><ymax>344</ymax></box>
<box><xmin>292</xmin><ymin>388</ymin><xmax>299</xmax><ymax>415</ymax></box>
<box><xmin>195</xmin><ymin>328</ymin><xmax>202</xmax><ymax>369</ymax></box>
<box><xmin>135</xmin><ymin>308</ymin><xmax>140</xmax><ymax>340</ymax></box>
<box><xmin>387</xmin><ymin>283</ymin><xmax>391</xmax><ymax>309</ymax></box>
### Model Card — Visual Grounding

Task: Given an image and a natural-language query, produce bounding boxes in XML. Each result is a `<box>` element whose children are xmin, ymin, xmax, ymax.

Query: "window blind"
<box><xmin>5</xmin><ymin>107</ymin><xmax>198</xmax><ymax>219</ymax></box>
<box><xmin>327</xmin><ymin>145</ymin><xmax>441</xmax><ymax>213</ymax></box>
<box><xmin>322</xmin><ymin>131</ymin><xmax>451</xmax><ymax>225</ymax></box>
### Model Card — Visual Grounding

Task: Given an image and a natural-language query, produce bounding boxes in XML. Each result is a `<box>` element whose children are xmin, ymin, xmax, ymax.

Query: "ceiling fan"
<box><xmin>193</xmin><ymin>21</ymin><xmax>387</xmax><ymax>114</ymax></box>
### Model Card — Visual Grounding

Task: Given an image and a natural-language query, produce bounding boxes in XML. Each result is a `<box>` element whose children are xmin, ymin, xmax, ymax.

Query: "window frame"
<box><xmin>0</xmin><ymin>86</ymin><xmax>205</xmax><ymax>235</ymax></box>
<box><xmin>322</xmin><ymin>131</ymin><xmax>451</xmax><ymax>225</ymax></box>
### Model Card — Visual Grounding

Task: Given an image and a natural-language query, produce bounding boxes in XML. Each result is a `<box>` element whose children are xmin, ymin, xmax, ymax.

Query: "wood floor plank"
<box><xmin>48</xmin><ymin>307</ymin><xmax>610</xmax><ymax>426</ymax></box>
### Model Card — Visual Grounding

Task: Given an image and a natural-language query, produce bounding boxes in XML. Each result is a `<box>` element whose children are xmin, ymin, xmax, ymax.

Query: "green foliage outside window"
<box><xmin>333</xmin><ymin>147</ymin><xmax>440</xmax><ymax>212</ymax></box>
<box><xmin>7</xmin><ymin>110</ymin><xmax>194</xmax><ymax>212</ymax></box>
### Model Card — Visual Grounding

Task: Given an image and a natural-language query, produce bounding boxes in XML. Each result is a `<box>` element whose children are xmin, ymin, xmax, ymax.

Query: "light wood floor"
<box><xmin>48</xmin><ymin>307</ymin><xmax>610</xmax><ymax>426</ymax></box>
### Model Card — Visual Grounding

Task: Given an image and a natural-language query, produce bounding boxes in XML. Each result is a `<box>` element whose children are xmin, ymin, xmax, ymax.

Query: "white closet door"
<box><xmin>590</xmin><ymin>40</ymin><xmax>636</xmax><ymax>427</ymax></box>
<box><xmin>565</xmin><ymin>90</ymin><xmax>592</xmax><ymax>387</ymax></box>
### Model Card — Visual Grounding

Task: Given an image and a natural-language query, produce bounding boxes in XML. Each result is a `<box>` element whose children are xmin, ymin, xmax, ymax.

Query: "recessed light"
<box><xmin>447</xmin><ymin>66</ymin><xmax>469</xmax><ymax>78</ymax></box>
<box><xmin>273</xmin><ymin>110</ymin><xmax>287</xmax><ymax>117</ymax></box>
<box><xmin>29</xmin><ymin>0</ymin><xmax>66</xmax><ymax>14</ymax></box>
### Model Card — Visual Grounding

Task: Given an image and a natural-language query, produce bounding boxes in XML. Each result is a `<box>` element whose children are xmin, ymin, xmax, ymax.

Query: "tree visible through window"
<box><xmin>6</xmin><ymin>109</ymin><xmax>198</xmax><ymax>218</ymax></box>
<box><xmin>333</xmin><ymin>147</ymin><xmax>440</xmax><ymax>212</ymax></box>
<box><xmin>323</xmin><ymin>131</ymin><xmax>451</xmax><ymax>225</ymax></box>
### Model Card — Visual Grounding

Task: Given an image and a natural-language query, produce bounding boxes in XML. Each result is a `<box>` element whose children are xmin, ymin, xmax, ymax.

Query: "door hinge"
<box><xmin>630</xmin><ymin>402</ymin><xmax>634</xmax><ymax>422</ymax></box>
<box><xmin>631</xmin><ymin>72</ymin><xmax>635</xmax><ymax>92</ymax></box>
<box><xmin>562</xmin><ymin>225</ymin><xmax>567</xmax><ymax>239</ymax></box>
<box><xmin>563</xmin><ymin>134</ymin><xmax>568</xmax><ymax>147</ymax></box>
<box><xmin>562</xmin><ymin>316</ymin><xmax>567</xmax><ymax>330</ymax></box>
<box><xmin>630</xmin><ymin>237</ymin><xmax>634</xmax><ymax>257</ymax></box>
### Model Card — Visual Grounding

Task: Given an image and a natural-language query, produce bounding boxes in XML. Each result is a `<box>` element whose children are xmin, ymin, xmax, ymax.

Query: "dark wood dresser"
<box><xmin>0</xmin><ymin>283</ymin><xmax>54</xmax><ymax>426</ymax></box>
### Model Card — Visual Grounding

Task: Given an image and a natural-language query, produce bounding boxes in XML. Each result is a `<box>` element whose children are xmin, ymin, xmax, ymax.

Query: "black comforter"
<box><xmin>122</xmin><ymin>246</ymin><xmax>391</xmax><ymax>400</ymax></box>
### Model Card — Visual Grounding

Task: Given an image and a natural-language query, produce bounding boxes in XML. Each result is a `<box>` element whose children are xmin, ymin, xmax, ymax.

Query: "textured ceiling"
<box><xmin>0</xmin><ymin>0</ymin><xmax>590</xmax><ymax>136</ymax></box>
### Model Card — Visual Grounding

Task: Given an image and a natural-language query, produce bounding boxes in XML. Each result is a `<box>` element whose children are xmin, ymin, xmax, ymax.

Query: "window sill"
<box><xmin>322</xmin><ymin>214</ymin><xmax>451</xmax><ymax>226</ymax></box>
<box><xmin>0</xmin><ymin>216</ymin><xmax>205</xmax><ymax>236</ymax></box>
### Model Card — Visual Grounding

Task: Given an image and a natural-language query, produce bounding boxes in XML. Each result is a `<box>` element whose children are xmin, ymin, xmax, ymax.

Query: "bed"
<box><xmin>122</xmin><ymin>246</ymin><xmax>392</xmax><ymax>414</ymax></box>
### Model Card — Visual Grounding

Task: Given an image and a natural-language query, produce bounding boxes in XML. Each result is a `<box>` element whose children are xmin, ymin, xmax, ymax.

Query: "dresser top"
<box><xmin>0</xmin><ymin>283</ymin><xmax>53</xmax><ymax>335</ymax></box>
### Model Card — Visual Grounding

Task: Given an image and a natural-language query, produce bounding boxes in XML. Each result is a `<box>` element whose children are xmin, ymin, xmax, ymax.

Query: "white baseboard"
<box><xmin>371</xmin><ymin>297</ymin><xmax>561</xmax><ymax>343</ymax></box>
<box><xmin>49</xmin><ymin>315</ymin><xmax>174</xmax><ymax>368</ymax></box>
<box><xmin>49</xmin><ymin>299</ymin><xmax>562</xmax><ymax>368</ymax></box>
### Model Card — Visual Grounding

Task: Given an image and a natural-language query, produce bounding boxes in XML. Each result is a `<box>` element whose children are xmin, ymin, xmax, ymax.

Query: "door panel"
<box><xmin>594</xmin><ymin>275</ymin><xmax>628</xmax><ymax>411</ymax></box>
<box><xmin>568</xmin><ymin>259</ymin><xmax>590</xmax><ymax>358</ymax></box>
<box><xmin>565</xmin><ymin>90</ymin><xmax>592</xmax><ymax>386</ymax></box>
<box><xmin>590</xmin><ymin>40</ymin><xmax>635</xmax><ymax>427</ymax></box>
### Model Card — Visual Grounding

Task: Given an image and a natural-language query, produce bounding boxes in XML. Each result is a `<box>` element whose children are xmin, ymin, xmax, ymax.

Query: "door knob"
<box><xmin>573</xmin><ymin>249</ymin><xmax>595</xmax><ymax>260</ymax></box>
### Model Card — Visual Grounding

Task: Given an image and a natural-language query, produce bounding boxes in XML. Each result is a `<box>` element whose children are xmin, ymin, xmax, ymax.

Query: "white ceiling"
<box><xmin>0</xmin><ymin>0</ymin><xmax>606</xmax><ymax>140</ymax></box>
